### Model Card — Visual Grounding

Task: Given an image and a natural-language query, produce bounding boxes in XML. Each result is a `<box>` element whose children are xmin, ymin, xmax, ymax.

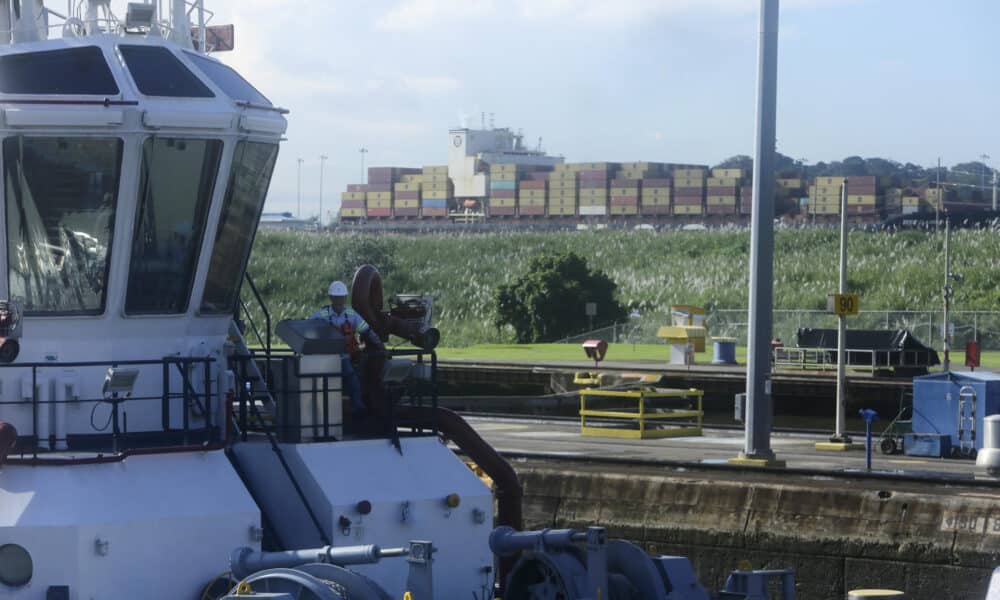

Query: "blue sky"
<box><xmin>204</xmin><ymin>0</ymin><xmax>999</xmax><ymax>219</ymax></box>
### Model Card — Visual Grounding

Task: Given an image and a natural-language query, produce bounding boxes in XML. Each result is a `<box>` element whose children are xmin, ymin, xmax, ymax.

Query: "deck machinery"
<box><xmin>0</xmin><ymin>2</ymin><xmax>805</xmax><ymax>599</ymax></box>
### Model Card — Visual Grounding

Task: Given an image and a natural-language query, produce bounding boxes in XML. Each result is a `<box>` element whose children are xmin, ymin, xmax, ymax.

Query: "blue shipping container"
<box><xmin>911</xmin><ymin>371</ymin><xmax>1000</xmax><ymax>450</ymax></box>
<box><xmin>421</xmin><ymin>199</ymin><xmax>447</xmax><ymax>208</ymax></box>
<box><xmin>489</xmin><ymin>180</ymin><xmax>517</xmax><ymax>190</ymax></box>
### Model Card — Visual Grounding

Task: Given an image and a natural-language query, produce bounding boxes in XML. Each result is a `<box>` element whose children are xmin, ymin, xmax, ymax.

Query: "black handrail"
<box><xmin>242</xmin><ymin>272</ymin><xmax>272</xmax><ymax>387</ymax></box>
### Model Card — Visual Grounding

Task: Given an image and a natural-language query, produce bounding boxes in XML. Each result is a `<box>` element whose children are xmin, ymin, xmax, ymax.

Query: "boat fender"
<box><xmin>0</xmin><ymin>421</ymin><xmax>17</xmax><ymax>468</ymax></box>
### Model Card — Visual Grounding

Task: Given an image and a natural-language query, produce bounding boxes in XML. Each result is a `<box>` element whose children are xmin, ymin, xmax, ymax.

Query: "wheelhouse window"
<box><xmin>119</xmin><ymin>45</ymin><xmax>214</xmax><ymax>98</ymax></box>
<box><xmin>200</xmin><ymin>142</ymin><xmax>278</xmax><ymax>314</ymax></box>
<box><xmin>184</xmin><ymin>51</ymin><xmax>271</xmax><ymax>106</ymax></box>
<box><xmin>0</xmin><ymin>46</ymin><xmax>119</xmax><ymax>95</ymax></box>
<box><xmin>125</xmin><ymin>138</ymin><xmax>222</xmax><ymax>314</ymax></box>
<box><xmin>5</xmin><ymin>137</ymin><xmax>123</xmax><ymax>314</ymax></box>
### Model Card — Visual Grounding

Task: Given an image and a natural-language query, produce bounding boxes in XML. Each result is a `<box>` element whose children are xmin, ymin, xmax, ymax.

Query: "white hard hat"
<box><xmin>328</xmin><ymin>280</ymin><xmax>348</xmax><ymax>297</ymax></box>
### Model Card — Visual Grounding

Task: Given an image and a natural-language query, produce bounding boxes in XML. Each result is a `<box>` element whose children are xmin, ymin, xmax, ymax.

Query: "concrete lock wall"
<box><xmin>516</xmin><ymin>462</ymin><xmax>1000</xmax><ymax>599</ymax></box>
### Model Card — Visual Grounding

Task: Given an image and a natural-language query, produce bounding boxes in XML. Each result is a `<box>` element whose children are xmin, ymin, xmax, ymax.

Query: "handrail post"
<box><xmin>31</xmin><ymin>365</ymin><xmax>37</xmax><ymax>459</ymax></box>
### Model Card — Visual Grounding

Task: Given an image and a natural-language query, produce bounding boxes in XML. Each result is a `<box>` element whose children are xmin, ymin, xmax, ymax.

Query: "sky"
<box><xmin>192</xmin><ymin>0</ymin><xmax>998</xmax><ymax>219</ymax></box>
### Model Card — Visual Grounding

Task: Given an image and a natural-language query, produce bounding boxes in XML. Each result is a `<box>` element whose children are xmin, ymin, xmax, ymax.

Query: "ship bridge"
<box><xmin>0</xmin><ymin>1</ymin><xmax>286</xmax><ymax>452</ymax></box>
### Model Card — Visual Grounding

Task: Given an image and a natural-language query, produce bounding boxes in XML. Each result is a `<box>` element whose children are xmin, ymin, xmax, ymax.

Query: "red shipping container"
<box><xmin>347</xmin><ymin>184</ymin><xmax>368</xmax><ymax>193</ymax></box>
<box><xmin>367</xmin><ymin>183</ymin><xmax>392</xmax><ymax>193</ymax></box>
<box><xmin>519</xmin><ymin>180</ymin><xmax>546</xmax><ymax>190</ymax></box>
<box><xmin>394</xmin><ymin>207</ymin><xmax>419</xmax><ymax>217</ymax></box>
<box><xmin>395</xmin><ymin>191</ymin><xmax>419</xmax><ymax>200</ymax></box>
<box><xmin>640</xmin><ymin>205</ymin><xmax>671</xmax><ymax>215</ymax></box>
<box><xmin>707</xmin><ymin>186</ymin><xmax>738</xmax><ymax>196</ymax></box>
<box><xmin>491</xmin><ymin>189</ymin><xmax>516</xmax><ymax>199</ymax></box>
<box><xmin>366</xmin><ymin>208</ymin><xmax>391</xmax><ymax>218</ymax></box>
<box><xmin>526</xmin><ymin>172</ymin><xmax>550</xmax><ymax>181</ymax></box>
<box><xmin>580</xmin><ymin>179</ymin><xmax>607</xmax><ymax>189</ymax></box>
<box><xmin>519</xmin><ymin>205</ymin><xmax>545</xmax><ymax>216</ymax></box>
<box><xmin>341</xmin><ymin>200</ymin><xmax>364</xmax><ymax>209</ymax></box>
<box><xmin>846</xmin><ymin>175</ymin><xmax>876</xmax><ymax>185</ymax></box>
<box><xmin>674</xmin><ymin>186</ymin><xmax>703</xmax><ymax>197</ymax></box>
<box><xmin>611</xmin><ymin>196</ymin><xmax>639</xmax><ymax>206</ymax></box>
<box><xmin>422</xmin><ymin>208</ymin><xmax>447</xmax><ymax>217</ymax></box>
<box><xmin>643</xmin><ymin>178</ymin><xmax>672</xmax><ymax>188</ymax></box>
<box><xmin>674</xmin><ymin>197</ymin><xmax>703</xmax><ymax>206</ymax></box>
<box><xmin>490</xmin><ymin>206</ymin><xmax>516</xmax><ymax>216</ymax></box>
<box><xmin>578</xmin><ymin>170</ymin><xmax>610</xmax><ymax>180</ymax></box>
<box><xmin>707</xmin><ymin>205</ymin><xmax>736</xmax><ymax>215</ymax></box>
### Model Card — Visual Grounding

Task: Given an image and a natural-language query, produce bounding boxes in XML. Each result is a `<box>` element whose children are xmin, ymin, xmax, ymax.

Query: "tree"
<box><xmin>495</xmin><ymin>252</ymin><xmax>626</xmax><ymax>343</ymax></box>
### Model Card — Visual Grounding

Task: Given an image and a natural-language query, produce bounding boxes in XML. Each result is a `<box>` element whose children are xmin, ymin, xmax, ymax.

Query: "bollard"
<box><xmin>859</xmin><ymin>409</ymin><xmax>879</xmax><ymax>471</ymax></box>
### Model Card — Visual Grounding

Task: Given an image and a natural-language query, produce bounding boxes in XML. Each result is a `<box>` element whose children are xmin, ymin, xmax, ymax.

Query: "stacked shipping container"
<box><xmin>808</xmin><ymin>176</ymin><xmax>845</xmax><ymax>215</ymax></box>
<box><xmin>844</xmin><ymin>175</ymin><xmax>880</xmax><ymax>218</ymax></box>
<box><xmin>340</xmin><ymin>183</ymin><xmax>367</xmax><ymax>219</ymax></box>
<box><xmin>673</xmin><ymin>167</ymin><xmax>706</xmax><ymax>215</ymax></box>
<box><xmin>518</xmin><ymin>174</ymin><xmax>547</xmax><ymax>216</ymax></box>
<box><xmin>393</xmin><ymin>171</ymin><xmax>422</xmax><ymax>218</ymax></box>
<box><xmin>421</xmin><ymin>165</ymin><xmax>452</xmax><ymax>217</ymax></box>
<box><xmin>548</xmin><ymin>163</ymin><xmax>579</xmax><ymax>216</ymax></box>
<box><xmin>706</xmin><ymin>167</ymin><xmax>744</xmax><ymax>216</ymax></box>
<box><xmin>578</xmin><ymin>162</ymin><xmax>619</xmax><ymax>216</ymax></box>
<box><xmin>489</xmin><ymin>163</ymin><xmax>518</xmax><ymax>216</ymax></box>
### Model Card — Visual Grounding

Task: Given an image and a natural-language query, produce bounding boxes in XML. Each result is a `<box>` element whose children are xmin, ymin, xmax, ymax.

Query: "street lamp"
<box><xmin>359</xmin><ymin>147</ymin><xmax>368</xmax><ymax>184</ymax></box>
<box><xmin>319</xmin><ymin>154</ymin><xmax>328</xmax><ymax>227</ymax></box>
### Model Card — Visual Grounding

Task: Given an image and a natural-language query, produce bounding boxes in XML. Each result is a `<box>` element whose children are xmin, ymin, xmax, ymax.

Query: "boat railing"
<box><xmin>773</xmin><ymin>346</ymin><xmax>938</xmax><ymax>373</ymax></box>
<box><xmin>1</xmin><ymin>356</ymin><xmax>219</xmax><ymax>462</ymax></box>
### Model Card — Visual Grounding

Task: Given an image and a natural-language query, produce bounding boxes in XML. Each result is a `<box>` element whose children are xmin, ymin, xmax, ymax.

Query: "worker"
<box><xmin>309</xmin><ymin>280</ymin><xmax>384</xmax><ymax>417</ymax></box>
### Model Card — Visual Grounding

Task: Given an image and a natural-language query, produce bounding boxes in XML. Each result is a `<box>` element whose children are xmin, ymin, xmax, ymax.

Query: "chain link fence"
<box><xmin>557</xmin><ymin>309</ymin><xmax>1000</xmax><ymax>351</ymax></box>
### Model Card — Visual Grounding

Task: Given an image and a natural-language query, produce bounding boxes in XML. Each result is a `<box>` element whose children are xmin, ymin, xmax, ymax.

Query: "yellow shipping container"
<box><xmin>366</xmin><ymin>192</ymin><xmax>392</xmax><ymax>202</ymax></box>
<box><xmin>674</xmin><ymin>168</ymin><xmax>706</xmax><ymax>179</ymax></box>
<box><xmin>367</xmin><ymin>200</ymin><xmax>391</xmax><ymax>209</ymax></box>
<box><xmin>815</xmin><ymin>176</ymin><xmax>845</xmax><ymax>187</ymax></box>
<box><xmin>611</xmin><ymin>205</ymin><xmax>639</xmax><ymax>215</ymax></box>
<box><xmin>518</xmin><ymin>198</ymin><xmax>546</xmax><ymax>206</ymax></box>
<box><xmin>422</xmin><ymin>191</ymin><xmax>451</xmax><ymax>200</ymax></box>
<box><xmin>394</xmin><ymin>199</ymin><xmax>419</xmax><ymax>209</ymax></box>
<box><xmin>673</xmin><ymin>205</ymin><xmax>703</xmax><ymax>215</ymax></box>
<box><xmin>422</xmin><ymin>165</ymin><xmax>448</xmax><ymax>175</ymax></box>
<box><xmin>342</xmin><ymin>192</ymin><xmax>366</xmax><ymax>201</ymax></box>
<box><xmin>778</xmin><ymin>178</ymin><xmax>804</xmax><ymax>189</ymax></box>
<box><xmin>491</xmin><ymin>199</ymin><xmax>516</xmax><ymax>208</ymax></box>
<box><xmin>847</xmin><ymin>195</ymin><xmax>878</xmax><ymax>205</ymax></box>
<box><xmin>340</xmin><ymin>208</ymin><xmax>365</xmax><ymax>217</ymax></box>
<box><xmin>706</xmin><ymin>196</ymin><xmax>738</xmax><ymax>206</ymax></box>
<box><xmin>711</xmin><ymin>168</ymin><xmax>745</xmax><ymax>179</ymax></box>
<box><xmin>707</xmin><ymin>177</ymin><xmax>740</xmax><ymax>187</ymax></box>
<box><xmin>674</xmin><ymin>178</ymin><xmax>704</xmax><ymax>188</ymax></box>
<box><xmin>394</xmin><ymin>182</ymin><xmax>421</xmax><ymax>192</ymax></box>
<box><xmin>400</xmin><ymin>174</ymin><xmax>423</xmax><ymax>184</ymax></box>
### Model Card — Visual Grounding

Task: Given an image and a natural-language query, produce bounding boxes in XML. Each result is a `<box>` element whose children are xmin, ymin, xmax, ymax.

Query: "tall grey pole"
<box><xmin>943</xmin><ymin>217</ymin><xmax>951</xmax><ymax>372</ymax></box>
<box><xmin>360</xmin><ymin>147</ymin><xmax>369</xmax><ymax>184</ymax></box>
<box><xmin>319</xmin><ymin>154</ymin><xmax>328</xmax><ymax>227</ymax></box>
<box><xmin>739</xmin><ymin>0</ymin><xmax>780</xmax><ymax>463</ymax></box>
<box><xmin>297</xmin><ymin>157</ymin><xmax>303</xmax><ymax>218</ymax></box>
<box><xmin>833</xmin><ymin>179</ymin><xmax>851</xmax><ymax>443</ymax></box>
<box><xmin>992</xmin><ymin>169</ymin><xmax>997</xmax><ymax>212</ymax></box>
<box><xmin>935</xmin><ymin>158</ymin><xmax>941</xmax><ymax>233</ymax></box>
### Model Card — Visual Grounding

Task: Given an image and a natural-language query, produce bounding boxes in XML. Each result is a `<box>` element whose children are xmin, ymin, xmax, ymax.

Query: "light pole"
<box><xmin>360</xmin><ymin>147</ymin><xmax>368</xmax><ymax>184</ymax></box>
<box><xmin>319</xmin><ymin>154</ymin><xmax>328</xmax><ymax>227</ymax></box>
<box><xmin>981</xmin><ymin>154</ymin><xmax>991</xmax><ymax>189</ymax></box>
<box><xmin>296</xmin><ymin>157</ymin><xmax>303</xmax><ymax>218</ymax></box>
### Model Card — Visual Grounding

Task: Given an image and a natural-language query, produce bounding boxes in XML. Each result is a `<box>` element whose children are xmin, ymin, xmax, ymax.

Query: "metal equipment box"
<box><xmin>903</xmin><ymin>433</ymin><xmax>951</xmax><ymax>458</ymax></box>
<box><xmin>912</xmin><ymin>371</ymin><xmax>1000</xmax><ymax>452</ymax></box>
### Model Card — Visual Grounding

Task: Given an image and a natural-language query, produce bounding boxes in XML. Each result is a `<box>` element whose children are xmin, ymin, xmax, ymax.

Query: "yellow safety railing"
<box><xmin>579</xmin><ymin>387</ymin><xmax>703</xmax><ymax>439</ymax></box>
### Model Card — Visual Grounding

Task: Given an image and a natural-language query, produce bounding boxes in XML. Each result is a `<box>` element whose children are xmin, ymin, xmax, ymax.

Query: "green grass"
<box><xmin>245</xmin><ymin>228</ymin><xmax>1000</xmax><ymax>347</ymax></box>
<box><xmin>437</xmin><ymin>343</ymin><xmax>1000</xmax><ymax>371</ymax></box>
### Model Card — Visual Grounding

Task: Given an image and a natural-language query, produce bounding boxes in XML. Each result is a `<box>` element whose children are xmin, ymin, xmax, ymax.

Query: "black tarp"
<box><xmin>796</xmin><ymin>328</ymin><xmax>940</xmax><ymax>367</ymax></box>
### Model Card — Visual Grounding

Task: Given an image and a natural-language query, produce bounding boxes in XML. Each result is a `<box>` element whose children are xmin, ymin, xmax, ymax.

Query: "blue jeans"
<box><xmin>342</xmin><ymin>355</ymin><xmax>364</xmax><ymax>416</ymax></box>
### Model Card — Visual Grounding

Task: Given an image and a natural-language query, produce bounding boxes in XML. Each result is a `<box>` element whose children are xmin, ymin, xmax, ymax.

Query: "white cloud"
<box><xmin>402</xmin><ymin>75</ymin><xmax>461</xmax><ymax>96</ymax></box>
<box><xmin>376</xmin><ymin>0</ymin><xmax>497</xmax><ymax>31</ymax></box>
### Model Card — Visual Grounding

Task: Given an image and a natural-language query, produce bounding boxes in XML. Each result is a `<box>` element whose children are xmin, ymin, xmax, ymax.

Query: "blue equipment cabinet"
<box><xmin>911</xmin><ymin>371</ymin><xmax>1000</xmax><ymax>453</ymax></box>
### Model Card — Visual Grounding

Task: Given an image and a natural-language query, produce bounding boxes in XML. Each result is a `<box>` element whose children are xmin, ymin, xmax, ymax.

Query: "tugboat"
<box><xmin>0</xmin><ymin>2</ymin><xmax>807</xmax><ymax>598</ymax></box>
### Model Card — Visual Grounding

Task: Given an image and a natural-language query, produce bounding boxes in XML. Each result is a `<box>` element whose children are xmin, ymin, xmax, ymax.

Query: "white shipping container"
<box><xmin>578</xmin><ymin>205</ymin><xmax>608</xmax><ymax>216</ymax></box>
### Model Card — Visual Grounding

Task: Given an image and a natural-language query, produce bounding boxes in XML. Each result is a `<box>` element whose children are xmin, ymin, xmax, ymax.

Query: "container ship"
<box><xmin>337</xmin><ymin>125</ymin><xmax>975</xmax><ymax>229</ymax></box>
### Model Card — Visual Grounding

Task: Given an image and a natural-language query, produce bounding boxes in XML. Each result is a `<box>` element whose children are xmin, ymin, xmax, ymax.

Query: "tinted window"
<box><xmin>119</xmin><ymin>45</ymin><xmax>213</xmax><ymax>98</ymax></box>
<box><xmin>126</xmin><ymin>138</ymin><xmax>222</xmax><ymax>314</ymax></box>
<box><xmin>185</xmin><ymin>52</ymin><xmax>271</xmax><ymax>106</ymax></box>
<box><xmin>0</xmin><ymin>46</ymin><xmax>119</xmax><ymax>95</ymax></box>
<box><xmin>5</xmin><ymin>137</ymin><xmax>123</xmax><ymax>315</ymax></box>
<box><xmin>201</xmin><ymin>142</ymin><xmax>278</xmax><ymax>314</ymax></box>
